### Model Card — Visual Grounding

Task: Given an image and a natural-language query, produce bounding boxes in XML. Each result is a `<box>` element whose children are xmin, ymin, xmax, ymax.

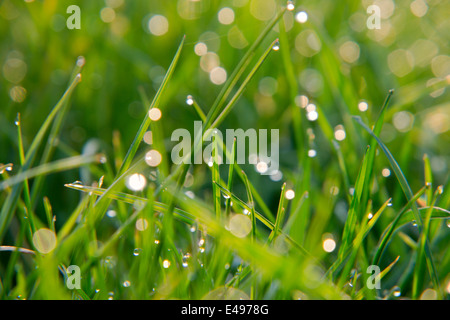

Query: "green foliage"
<box><xmin>0</xmin><ymin>0</ymin><xmax>449</xmax><ymax>300</ymax></box>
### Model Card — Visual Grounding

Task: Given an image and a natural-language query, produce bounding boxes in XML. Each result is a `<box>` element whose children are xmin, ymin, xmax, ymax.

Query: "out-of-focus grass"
<box><xmin>0</xmin><ymin>0</ymin><xmax>449</xmax><ymax>300</ymax></box>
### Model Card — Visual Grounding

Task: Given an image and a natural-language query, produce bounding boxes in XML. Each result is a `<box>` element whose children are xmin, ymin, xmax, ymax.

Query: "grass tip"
<box><xmin>76</xmin><ymin>56</ymin><xmax>86</xmax><ymax>67</ymax></box>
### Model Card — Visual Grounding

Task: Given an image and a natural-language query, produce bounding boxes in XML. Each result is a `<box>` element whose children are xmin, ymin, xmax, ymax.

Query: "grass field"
<box><xmin>0</xmin><ymin>0</ymin><xmax>449</xmax><ymax>300</ymax></box>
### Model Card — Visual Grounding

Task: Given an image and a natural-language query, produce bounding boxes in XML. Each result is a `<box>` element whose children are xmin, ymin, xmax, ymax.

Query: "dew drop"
<box><xmin>123</xmin><ymin>280</ymin><xmax>131</xmax><ymax>288</ymax></box>
<box><xmin>0</xmin><ymin>163</ymin><xmax>13</xmax><ymax>174</ymax></box>
<box><xmin>286</xmin><ymin>0</ymin><xmax>295</xmax><ymax>11</ymax></box>
<box><xmin>186</xmin><ymin>95</ymin><xmax>194</xmax><ymax>105</ymax></box>
<box><xmin>190</xmin><ymin>225</ymin><xmax>197</xmax><ymax>233</ymax></box>
<box><xmin>133</xmin><ymin>248</ymin><xmax>142</xmax><ymax>256</ymax></box>
<box><xmin>272</xmin><ymin>40</ymin><xmax>280</xmax><ymax>51</ymax></box>
<box><xmin>412</xmin><ymin>220</ymin><xmax>418</xmax><ymax>227</ymax></box>
<box><xmin>307</xmin><ymin>149</ymin><xmax>317</xmax><ymax>158</ymax></box>
<box><xmin>182</xmin><ymin>253</ymin><xmax>191</xmax><ymax>268</ymax></box>
<box><xmin>163</xmin><ymin>259</ymin><xmax>171</xmax><ymax>268</ymax></box>
<box><xmin>154</xmin><ymin>239</ymin><xmax>160</xmax><ymax>244</ymax></box>
<box><xmin>393</xmin><ymin>286</ymin><xmax>401</xmax><ymax>297</ymax></box>
<box><xmin>107</xmin><ymin>210</ymin><xmax>117</xmax><ymax>218</ymax></box>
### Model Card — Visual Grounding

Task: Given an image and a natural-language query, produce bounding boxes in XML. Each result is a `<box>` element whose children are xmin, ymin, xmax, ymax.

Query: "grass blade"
<box><xmin>354</xmin><ymin>116</ymin><xmax>441</xmax><ymax>297</ymax></box>
<box><xmin>208</xmin><ymin>39</ymin><xmax>279</xmax><ymax>130</ymax></box>
<box><xmin>117</xmin><ymin>35</ymin><xmax>185</xmax><ymax>177</ymax></box>
<box><xmin>268</xmin><ymin>182</ymin><xmax>286</xmax><ymax>244</ymax></box>
<box><xmin>204</xmin><ymin>9</ymin><xmax>286</xmax><ymax>129</ymax></box>
<box><xmin>0</xmin><ymin>74</ymin><xmax>82</xmax><ymax>241</ymax></box>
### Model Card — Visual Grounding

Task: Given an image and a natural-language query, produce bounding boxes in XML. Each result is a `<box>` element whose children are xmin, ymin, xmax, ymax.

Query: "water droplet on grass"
<box><xmin>133</xmin><ymin>248</ymin><xmax>142</xmax><ymax>256</ymax></box>
<box><xmin>272</xmin><ymin>40</ymin><xmax>280</xmax><ymax>51</ymax></box>
<box><xmin>286</xmin><ymin>0</ymin><xmax>295</xmax><ymax>11</ymax></box>
<box><xmin>393</xmin><ymin>286</ymin><xmax>401</xmax><ymax>297</ymax></box>
<box><xmin>0</xmin><ymin>163</ymin><xmax>13</xmax><ymax>174</ymax></box>
<box><xmin>123</xmin><ymin>280</ymin><xmax>131</xmax><ymax>287</ymax></box>
<box><xmin>186</xmin><ymin>95</ymin><xmax>194</xmax><ymax>105</ymax></box>
<box><xmin>163</xmin><ymin>259</ymin><xmax>171</xmax><ymax>268</ymax></box>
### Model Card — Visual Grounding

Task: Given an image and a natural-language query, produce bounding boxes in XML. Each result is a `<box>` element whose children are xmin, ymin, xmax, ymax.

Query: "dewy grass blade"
<box><xmin>225</xmin><ymin>138</ymin><xmax>236</xmax><ymax>218</ymax></box>
<box><xmin>423</xmin><ymin>154</ymin><xmax>433</xmax><ymax>206</ymax></box>
<box><xmin>372</xmin><ymin>186</ymin><xmax>426</xmax><ymax>266</ymax></box>
<box><xmin>117</xmin><ymin>35</ymin><xmax>185</xmax><ymax>177</ymax></box>
<box><xmin>337</xmin><ymin>197</ymin><xmax>391</xmax><ymax>288</ymax></box>
<box><xmin>204</xmin><ymin>9</ymin><xmax>286</xmax><ymax>129</ymax></box>
<box><xmin>90</xmin><ymin>36</ymin><xmax>184</xmax><ymax>222</ymax></box>
<box><xmin>30</xmin><ymin>57</ymin><xmax>86</xmax><ymax>208</ymax></box>
<box><xmin>241</xmin><ymin>171</ymin><xmax>256</xmax><ymax>243</ymax></box>
<box><xmin>354</xmin><ymin>116</ymin><xmax>441</xmax><ymax>296</ymax></box>
<box><xmin>413</xmin><ymin>186</ymin><xmax>443</xmax><ymax>299</ymax></box>
<box><xmin>15</xmin><ymin>113</ymin><xmax>36</xmax><ymax>234</ymax></box>
<box><xmin>0</xmin><ymin>154</ymin><xmax>100</xmax><ymax>191</ymax></box>
<box><xmin>338</xmin><ymin>146</ymin><xmax>370</xmax><ymax>260</ymax></box>
<box><xmin>208</xmin><ymin>39</ymin><xmax>279</xmax><ymax>131</ymax></box>
<box><xmin>268</xmin><ymin>183</ymin><xmax>286</xmax><ymax>244</ymax></box>
<box><xmin>0</xmin><ymin>74</ymin><xmax>81</xmax><ymax>242</ymax></box>
<box><xmin>359</xmin><ymin>90</ymin><xmax>394</xmax><ymax>224</ymax></box>
<box><xmin>212</xmin><ymin>133</ymin><xmax>221</xmax><ymax>220</ymax></box>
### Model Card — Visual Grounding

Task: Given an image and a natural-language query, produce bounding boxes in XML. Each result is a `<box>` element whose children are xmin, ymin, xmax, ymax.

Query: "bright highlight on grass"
<box><xmin>126</xmin><ymin>173</ymin><xmax>147</xmax><ymax>192</ymax></box>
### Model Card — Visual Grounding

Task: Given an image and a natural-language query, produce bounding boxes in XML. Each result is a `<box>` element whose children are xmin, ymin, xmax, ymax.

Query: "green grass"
<box><xmin>0</xmin><ymin>0</ymin><xmax>449</xmax><ymax>300</ymax></box>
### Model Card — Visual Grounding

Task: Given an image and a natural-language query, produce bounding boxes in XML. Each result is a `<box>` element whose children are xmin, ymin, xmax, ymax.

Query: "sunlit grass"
<box><xmin>0</xmin><ymin>0</ymin><xmax>449</xmax><ymax>300</ymax></box>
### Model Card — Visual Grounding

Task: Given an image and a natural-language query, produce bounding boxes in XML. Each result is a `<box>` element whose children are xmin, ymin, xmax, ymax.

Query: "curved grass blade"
<box><xmin>354</xmin><ymin>116</ymin><xmax>441</xmax><ymax>297</ymax></box>
<box><xmin>30</xmin><ymin>57</ymin><xmax>86</xmax><ymax>208</ymax></box>
<box><xmin>0</xmin><ymin>154</ymin><xmax>100</xmax><ymax>191</ymax></box>
<box><xmin>0</xmin><ymin>74</ymin><xmax>82</xmax><ymax>242</ymax></box>
<box><xmin>268</xmin><ymin>183</ymin><xmax>286</xmax><ymax>244</ymax></box>
<box><xmin>204</xmin><ymin>9</ymin><xmax>286</xmax><ymax>129</ymax></box>
<box><xmin>208</xmin><ymin>39</ymin><xmax>279</xmax><ymax>130</ymax></box>
<box><xmin>117</xmin><ymin>35</ymin><xmax>185</xmax><ymax>178</ymax></box>
<box><xmin>338</xmin><ymin>146</ymin><xmax>370</xmax><ymax>261</ymax></box>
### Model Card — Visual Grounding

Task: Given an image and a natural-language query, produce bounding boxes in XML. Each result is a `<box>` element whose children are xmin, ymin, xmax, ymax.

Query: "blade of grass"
<box><xmin>15</xmin><ymin>113</ymin><xmax>36</xmax><ymax>235</ymax></box>
<box><xmin>225</xmin><ymin>138</ymin><xmax>236</xmax><ymax>218</ymax></box>
<box><xmin>337</xmin><ymin>198</ymin><xmax>391</xmax><ymax>288</ymax></box>
<box><xmin>203</xmin><ymin>9</ymin><xmax>286</xmax><ymax>129</ymax></box>
<box><xmin>354</xmin><ymin>116</ymin><xmax>441</xmax><ymax>297</ymax></box>
<box><xmin>0</xmin><ymin>74</ymin><xmax>81</xmax><ymax>241</ymax></box>
<box><xmin>412</xmin><ymin>186</ymin><xmax>443</xmax><ymax>299</ymax></box>
<box><xmin>212</xmin><ymin>133</ymin><xmax>221</xmax><ymax>220</ymax></box>
<box><xmin>338</xmin><ymin>146</ymin><xmax>371</xmax><ymax>261</ymax></box>
<box><xmin>0</xmin><ymin>154</ymin><xmax>100</xmax><ymax>191</ymax></box>
<box><xmin>207</xmin><ymin>39</ymin><xmax>279</xmax><ymax>131</ymax></box>
<box><xmin>30</xmin><ymin>57</ymin><xmax>85</xmax><ymax>208</ymax></box>
<box><xmin>268</xmin><ymin>183</ymin><xmax>286</xmax><ymax>244</ymax></box>
<box><xmin>118</xmin><ymin>36</ymin><xmax>185</xmax><ymax>177</ymax></box>
<box><xmin>423</xmin><ymin>154</ymin><xmax>433</xmax><ymax>206</ymax></box>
